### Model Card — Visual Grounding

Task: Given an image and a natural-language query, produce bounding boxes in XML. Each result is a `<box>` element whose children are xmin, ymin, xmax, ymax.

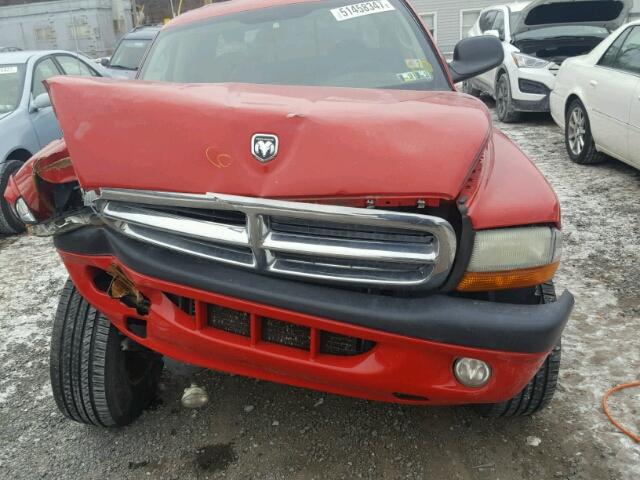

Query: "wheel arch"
<box><xmin>565</xmin><ymin>93</ymin><xmax>583</xmax><ymax>117</ymax></box>
<box><xmin>5</xmin><ymin>148</ymin><xmax>33</xmax><ymax>164</ymax></box>
<box><xmin>495</xmin><ymin>66</ymin><xmax>508</xmax><ymax>84</ymax></box>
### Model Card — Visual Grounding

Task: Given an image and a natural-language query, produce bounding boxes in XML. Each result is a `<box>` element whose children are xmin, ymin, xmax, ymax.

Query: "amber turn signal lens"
<box><xmin>456</xmin><ymin>262</ymin><xmax>560</xmax><ymax>292</ymax></box>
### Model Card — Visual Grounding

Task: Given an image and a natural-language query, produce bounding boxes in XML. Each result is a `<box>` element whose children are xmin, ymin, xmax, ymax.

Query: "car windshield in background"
<box><xmin>514</xmin><ymin>25</ymin><xmax>610</xmax><ymax>41</ymax></box>
<box><xmin>110</xmin><ymin>39</ymin><xmax>152</xmax><ymax>69</ymax></box>
<box><xmin>141</xmin><ymin>0</ymin><xmax>449</xmax><ymax>91</ymax></box>
<box><xmin>0</xmin><ymin>64</ymin><xmax>25</xmax><ymax>115</ymax></box>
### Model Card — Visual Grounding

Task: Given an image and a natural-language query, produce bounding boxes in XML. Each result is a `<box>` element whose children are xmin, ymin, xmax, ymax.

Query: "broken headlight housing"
<box><xmin>14</xmin><ymin>198</ymin><xmax>36</xmax><ymax>224</ymax></box>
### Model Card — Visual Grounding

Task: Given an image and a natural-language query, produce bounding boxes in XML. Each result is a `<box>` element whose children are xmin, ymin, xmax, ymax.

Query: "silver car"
<box><xmin>100</xmin><ymin>26</ymin><xmax>161</xmax><ymax>79</ymax></box>
<box><xmin>0</xmin><ymin>50</ymin><xmax>106</xmax><ymax>234</ymax></box>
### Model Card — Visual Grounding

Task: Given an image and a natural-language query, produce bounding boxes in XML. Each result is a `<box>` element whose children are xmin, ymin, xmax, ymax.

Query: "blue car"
<box><xmin>0</xmin><ymin>50</ymin><xmax>106</xmax><ymax>234</ymax></box>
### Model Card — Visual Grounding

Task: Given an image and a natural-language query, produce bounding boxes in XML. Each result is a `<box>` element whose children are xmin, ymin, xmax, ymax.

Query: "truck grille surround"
<box><xmin>91</xmin><ymin>189</ymin><xmax>457</xmax><ymax>289</ymax></box>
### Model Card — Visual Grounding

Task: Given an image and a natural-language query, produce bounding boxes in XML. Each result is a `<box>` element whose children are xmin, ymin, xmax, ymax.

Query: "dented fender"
<box><xmin>3</xmin><ymin>138</ymin><xmax>78</xmax><ymax>222</ymax></box>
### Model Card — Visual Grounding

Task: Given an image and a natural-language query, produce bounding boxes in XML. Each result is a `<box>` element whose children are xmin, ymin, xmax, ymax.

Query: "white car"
<box><xmin>464</xmin><ymin>0</ymin><xmax>632</xmax><ymax>122</ymax></box>
<box><xmin>550</xmin><ymin>21</ymin><xmax>640</xmax><ymax>169</ymax></box>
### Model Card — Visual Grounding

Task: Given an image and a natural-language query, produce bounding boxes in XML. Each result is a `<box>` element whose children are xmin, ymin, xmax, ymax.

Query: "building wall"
<box><xmin>408</xmin><ymin>0</ymin><xmax>640</xmax><ymax>55</ymax></box>
<box><xmin>408</xmin><ymin>0</ymin><xmax>497</xmax><ymax>54</ymax></box>
<box><xmin>0</xmin><ymin>0</ymin><xmax>133</xmax><ymax>57</ymax></box>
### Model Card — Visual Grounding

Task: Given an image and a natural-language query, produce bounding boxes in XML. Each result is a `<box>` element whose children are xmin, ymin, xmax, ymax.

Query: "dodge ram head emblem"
<box><xmin>251</xmin><ymin>134</ymin><xmax>279</xmax><ymax>163</ymax></box>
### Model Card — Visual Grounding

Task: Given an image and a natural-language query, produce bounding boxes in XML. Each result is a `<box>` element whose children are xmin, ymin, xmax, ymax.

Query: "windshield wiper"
<box><xmin>109</xmin><ymin>64</ymin><xmax>137</xmax><ymax>70</ymax></box>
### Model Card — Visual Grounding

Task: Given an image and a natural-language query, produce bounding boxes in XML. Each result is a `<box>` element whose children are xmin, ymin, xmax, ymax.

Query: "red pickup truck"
<box><xmin>4</xmin><ymin>0</ymin><xmax>572</xmax><ymax>427</ymax></box>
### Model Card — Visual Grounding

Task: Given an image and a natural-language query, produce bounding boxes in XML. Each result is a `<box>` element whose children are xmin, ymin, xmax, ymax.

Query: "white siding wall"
<box><xmin>408</xmin><ymin>0</ymin><xmax>497</xmax><ymax>53</ymax></box>
<box><xmin>632</xmin><ymin>0</ymin><xmax>640</xmax><ymax>19</ymax></box>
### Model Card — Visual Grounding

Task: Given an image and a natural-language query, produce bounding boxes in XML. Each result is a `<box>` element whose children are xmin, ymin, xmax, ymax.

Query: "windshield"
<box><xmin>141</xmin><ymin>0</ymin><xmax>449</xmax><ymax>91</ymax></box>
<box><xmin>110</xmin><ymin>39</ymin><xmax>152</xmax><ymax>70</ymax></box>
<box><xmin>513</xmin><ymin>24</ymin><xmax>610</xmax><ymax>41</ymax></box>
<box><xmin>0</xmin><ymin>64</ymin><xmax>25</xmax><ymax>115</ymax></box>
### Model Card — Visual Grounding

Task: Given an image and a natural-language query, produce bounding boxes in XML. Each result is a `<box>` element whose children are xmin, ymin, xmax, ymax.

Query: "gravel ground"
<box><xmin>0</xmin><ymin>104</ymin><xmax>638</xmax><ymax>480</ymax></box>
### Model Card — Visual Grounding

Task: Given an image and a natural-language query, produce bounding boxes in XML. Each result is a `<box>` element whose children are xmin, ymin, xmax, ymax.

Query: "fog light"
<box><xmin>15</xmin><ymin>198</ymin><xmax>36</xmax><ymax>223</ymax></box>
<box><xmin>454</xmin><ymin>358</ymin><xmax>491</xmax><ymax>388</ymax></box>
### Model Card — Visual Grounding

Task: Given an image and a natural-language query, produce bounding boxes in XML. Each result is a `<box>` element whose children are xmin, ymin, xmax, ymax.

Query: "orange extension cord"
<box><xmin>602</xmin><ymin>381</ymin><xmax>640</xmax><ymax>443</ymax></box>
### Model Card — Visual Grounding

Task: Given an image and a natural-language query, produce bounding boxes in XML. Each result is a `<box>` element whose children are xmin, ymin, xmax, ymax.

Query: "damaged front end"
<box><xmin>3</xmin><ymin>139</ymin><xmax>100</xmax><ymax>236</ymax></box>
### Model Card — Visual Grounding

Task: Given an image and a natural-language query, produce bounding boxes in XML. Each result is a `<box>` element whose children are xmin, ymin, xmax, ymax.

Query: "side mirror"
<box><xmin>448</xmin><ymin>36</ymin><xmax>504</xmax><ymax>84</ymax></box>
<box><xmin>31</xmin><ymin>92</ymin><xmax>52</xmax><ymax>112</ymax></box>
<box><xmin>100</xmin><ymin>57</ymin><xmax>110</xmax><ymax>67</ymax></box>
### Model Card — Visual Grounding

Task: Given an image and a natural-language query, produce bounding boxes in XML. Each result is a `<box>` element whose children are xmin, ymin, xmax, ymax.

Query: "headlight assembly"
<box><xmin>512</xmin><ymin>52</ymin><xmax>550</xmax><ymax>69</ymax></box>
<box><xmin>457</xmin><ymin>226</ymin><xmax>562</xmax><ymax>292</ymax></box>
<box><xmin>14</xmin><ymin>197</ymin><xmax>36</xmax><ymax>224</ymax></box>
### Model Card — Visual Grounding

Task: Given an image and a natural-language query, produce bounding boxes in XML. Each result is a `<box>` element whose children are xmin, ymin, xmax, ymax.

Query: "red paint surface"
<box><xmin>3</xmin><ymin>139</ymin><xmax>74</xmax><ymax>221</ymax></box>
<box><xmin>46</xmin><ymin>77</ymin><xmax>491</xmax><ymax>201</ymax></box>
<box><xmin>467</xmin><ymin>131</ymin><xmax>561</xmax><ymax>229</ymax></box>
<box><xmin>59</xmin><ymin>250</ymin><xmax>549</xmax><ymax>405</ymax></box>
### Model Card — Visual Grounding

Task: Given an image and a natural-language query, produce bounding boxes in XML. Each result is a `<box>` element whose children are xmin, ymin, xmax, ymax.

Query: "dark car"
<box><xmin>101</xmin><ymin>25</ymin><xmax>161</xmax><ymax>78</ymax></box>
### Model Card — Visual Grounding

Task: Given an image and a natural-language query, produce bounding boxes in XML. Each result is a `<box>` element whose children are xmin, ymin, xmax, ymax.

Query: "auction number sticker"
<box><xmin>331</xmin><ymin>1</ymin><xmax>395</xmax><ymax>21</ymax></box>
<box><xmin>0</xmin><ymin>66</ymin><xmax>18</xmax><ymax>75</ymax></box>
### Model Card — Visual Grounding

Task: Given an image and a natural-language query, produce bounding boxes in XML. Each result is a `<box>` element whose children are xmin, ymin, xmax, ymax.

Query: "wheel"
<box><xmin>0</xmin><ymin>159</ymin><xmax>26</xmax><ymax>235</ymax></box>
<box><xmin>50</xmin><ymin>279</ymin><xmax>163</xmax><ymax>427</ymax></box>
<box><xmin>565</xmin><ymin>99</ymin><xmax>606</xmax><ymax>165</ymax></box>
<box><xmin>461</xmin><ymin>80</ymin><xmax>481</xmax><ymax>97</ymax></box>
<box><xmin>495</xmin><ymin>73</ymin><xmax>521</xmax><ymax>123</ymax></box>
<box><xmin>474</xmin><ymin>282</ymin><xmax>561</xmax><ymax>417</ymax></box>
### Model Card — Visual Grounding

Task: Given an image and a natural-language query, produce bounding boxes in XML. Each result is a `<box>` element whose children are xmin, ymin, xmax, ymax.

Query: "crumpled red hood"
<box><xmin>46</xmin><ymin>77</ymin><xmax>491</xmax><ymax>201</ymax></box>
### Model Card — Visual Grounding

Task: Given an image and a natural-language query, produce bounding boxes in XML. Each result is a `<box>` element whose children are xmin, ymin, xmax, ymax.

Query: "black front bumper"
<box><xmin>514</xmin><ymin>79</ymin><xmax>551</xmax><ymax>112</ymax></box>
<box><xmin>55</xmin><ymin>226</ymin><xmax>574</xmax><ymax>354</ymax></box>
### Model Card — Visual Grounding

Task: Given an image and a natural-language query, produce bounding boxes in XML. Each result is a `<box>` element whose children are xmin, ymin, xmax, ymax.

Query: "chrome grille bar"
<box><xmin>92</xmin><ymin>189</ymin><xmax>457</xmax><ymax>288</ymax></box>
<box><xmin>263</xmin><ymin>232</ymin><xmax>437</xmax><ymax>263</ymax></box>
<box><xmin>102</xmin><ymin>202</ymin><xmax>249</xmax><ymax>246</ymax></box>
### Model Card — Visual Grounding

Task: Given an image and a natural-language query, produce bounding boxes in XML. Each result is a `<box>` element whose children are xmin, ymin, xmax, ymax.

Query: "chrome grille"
<box><xmin>92</xmin><ymin>189</ymin><xmax>456</xmax><ymax>288</ymax></box>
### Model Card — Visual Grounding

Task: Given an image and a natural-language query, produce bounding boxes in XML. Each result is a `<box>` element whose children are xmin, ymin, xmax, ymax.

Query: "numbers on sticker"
<box><xmin>330</xmin><ymin>1</ymin><xmax>395</xmax><ymax>22</ymax></box>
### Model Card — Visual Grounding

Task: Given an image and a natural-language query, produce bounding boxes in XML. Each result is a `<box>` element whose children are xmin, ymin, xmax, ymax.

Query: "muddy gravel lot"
<box><xmin>1</xmin><ymin>105</ymin><xmax>639</xmax><ymax>480</ymax></box>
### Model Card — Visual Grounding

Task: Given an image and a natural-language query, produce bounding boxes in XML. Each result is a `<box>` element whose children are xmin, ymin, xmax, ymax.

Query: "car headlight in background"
<box><xmin>14</xmin><ymin>197</ymin><xmax>36</xmax><ymax>224</ymax></box>
<box><xmin>457</xmin><ymin>226</ymin><xmax>562</xmax><ymax>292</ymax></box>
<box><xmin>511</xmin><ymin>52</ymin><xmax>550</xmax><ymax>69</ymax></box>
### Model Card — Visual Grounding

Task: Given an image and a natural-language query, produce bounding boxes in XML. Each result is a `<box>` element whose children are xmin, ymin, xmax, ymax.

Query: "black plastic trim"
<box><xmin>55</xmin><ymin>227</ymin><xmax>574</xmax><ymax>354</ymax></box>
<box><xmin>440</xmin><ymin>201</ymin><xmax>476</xmax><ymax>292</ymax></box>
<box><xmin>512</xmin><ymin>95</ymin><xmax>550</xmax><ymax>113</ymax></box>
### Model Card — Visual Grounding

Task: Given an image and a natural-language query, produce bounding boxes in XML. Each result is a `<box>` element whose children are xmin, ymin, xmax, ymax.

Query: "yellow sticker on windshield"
<box><xmin>397</xmin><ymin>70</ymin><xmax>433</xmax><ymax>83</ymax></box>
<box><xmin>0</xmin><ymin>66</ymin><xmax>18</xmax><ymax>75</ymax></box>
<box><xmin>331</xmin><ymin>1</ymin><xmax>395</xmax><ymax>22</ymax></box>
<box><xmin>405</xmin><ymin>59</ymin><xmax>433</xmax><ymax>72</ymax></box>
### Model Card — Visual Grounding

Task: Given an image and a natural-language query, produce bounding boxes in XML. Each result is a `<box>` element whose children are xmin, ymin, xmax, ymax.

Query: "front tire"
<box><xmin>474</xmin><ymin>282</ymin><xmax>561</xmax><ymax>417</ymax></box>
<box><xmin>0</xmin><ymin>159</ymin><xmax>27</xmax><ymax>235</ymax></box>
<box><xmin>50</xmin><ymin>280</ymin><xmax>163</xmax><ymax>427</ymax></box>
<box><xmin>495</xmin><ymin>73</ymin><xmax>521</xmax><ymax>123</ymax></box>
<box><xmin>565</xmin><ymin>99</ymin><xmax>605</xmax><ymax>165</ymax></box>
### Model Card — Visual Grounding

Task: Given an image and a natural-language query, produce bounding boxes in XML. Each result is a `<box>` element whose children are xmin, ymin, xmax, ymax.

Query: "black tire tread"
<box><xmin>50</xmin><ymin>279</ymin><xmax>160</xmax><ymax>427</ymax></box>
<box><xmin>496</xmin><ymin>73</ymin><xmax>521</xmax><ymax>123</ymax></box>
<box><xmin>474</xmin><ymin>281</ymin><xmax>561</xmax><ymax>417</ymax></box>
<box><xmin>0</xmin><ymin>159</ymin><xmax>26</xmax><ymax>234</ymax></box>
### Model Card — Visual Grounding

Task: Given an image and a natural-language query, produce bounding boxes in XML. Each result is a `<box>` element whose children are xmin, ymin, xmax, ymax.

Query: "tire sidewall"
<box><xmin>0</xmin><ymin>159</ymin><xmax>27</xmax><ymax>234</ymax></box>
<box><xmin>565</xmin><ymin>99</ymin><xmax>594</xmax><ymax>163</ymax></box>
<box><xmin>50</xmin><ymin>280</ymin><xmax>162</xmax><ymax>427</ymax></box>
<box><xmin>496</xmin><ymin>73</ymin><xmax>515</xmax><ymax>122</ymax></box>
